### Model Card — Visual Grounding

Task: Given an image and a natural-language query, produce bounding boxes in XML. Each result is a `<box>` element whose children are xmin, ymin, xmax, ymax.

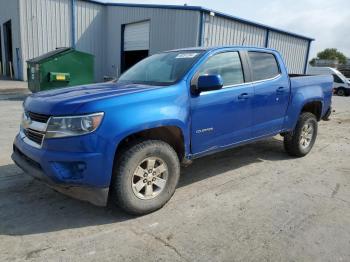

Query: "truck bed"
<box><xmin>289</xmin><ymin>74</ymin><xmax>311</xmax><ymax>78</ymax></box>
<box><xmin>289</xmin><ymin>74</ymin><xmax>333</xmax><ymax>88</ymax></box>
<box><xmin>289</xmin><ymin>74</ymin><xmax>333</xmax><ymax>118</ymax></box>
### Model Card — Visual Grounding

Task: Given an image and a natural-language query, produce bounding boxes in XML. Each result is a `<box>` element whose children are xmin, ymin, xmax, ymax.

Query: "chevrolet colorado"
<box><xmin>12</xmin><ymin>47</ymin><xmax>333</xmax><ymax>214</ymax></box>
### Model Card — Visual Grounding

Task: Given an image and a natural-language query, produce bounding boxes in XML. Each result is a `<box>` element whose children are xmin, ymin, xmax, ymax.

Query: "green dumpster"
<box><xmin>27</xmin><ymin>48</ymin><xmax>94</xmax><ymax>93</ymax></box>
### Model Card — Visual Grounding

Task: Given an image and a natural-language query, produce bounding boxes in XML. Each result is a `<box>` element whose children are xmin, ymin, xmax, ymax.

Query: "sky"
<box><xmin>99</xmin><ymin>0</ymin><xmax>350</xmax><ymax>60</ymax></box>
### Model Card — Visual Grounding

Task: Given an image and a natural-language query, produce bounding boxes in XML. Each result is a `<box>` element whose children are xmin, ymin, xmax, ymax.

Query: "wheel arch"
<box><xmin>114</xmin><ymin>125</ymin><xmax>187</xmax><ymax>164</ymax></box>
<box><xmin>300</xmin><ymin>100</ymin><xmax>323</xmax><ymax>121</ymax></box>
<box><xmin>337</xmin><ymin>87</ymin><xmax>348</xmax><ymax>96</ymax></box>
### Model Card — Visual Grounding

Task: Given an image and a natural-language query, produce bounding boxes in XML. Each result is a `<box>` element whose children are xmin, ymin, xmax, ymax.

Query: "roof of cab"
<box><xmin>167</xmin><ymin>46</ymin><xmax>279</xmax><ymax>53</ymax></box>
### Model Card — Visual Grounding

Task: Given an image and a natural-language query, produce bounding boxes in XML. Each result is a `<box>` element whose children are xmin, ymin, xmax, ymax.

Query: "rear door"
<box><xmin>190</xmin><ymin>51</ymin><xmax>254</xmax><ymax>154</ymax></box>
<box><xmin>248</xmin><ymin>51</ymin><xmax>290</xmax><ymax>137</ymax></box>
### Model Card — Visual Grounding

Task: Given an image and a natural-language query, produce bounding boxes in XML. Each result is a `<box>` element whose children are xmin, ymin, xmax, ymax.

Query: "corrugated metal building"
<box><xmin>0</xmin><ymin>0</ymin><xmax>314</xmax><ymax>81</ymax></box>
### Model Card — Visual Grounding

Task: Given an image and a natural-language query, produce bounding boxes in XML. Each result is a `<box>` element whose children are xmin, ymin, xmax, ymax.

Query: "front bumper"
<box><xmin>12</xmin><ymin>134</ymin><xmax>110</xmax><ymax>206</ymax></box>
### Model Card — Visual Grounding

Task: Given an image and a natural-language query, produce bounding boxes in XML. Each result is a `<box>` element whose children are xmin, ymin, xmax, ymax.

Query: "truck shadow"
<box><xmin>0</xmin><ymin>137</ymin><xmax>292</xmax><ymax>236</ymax></box>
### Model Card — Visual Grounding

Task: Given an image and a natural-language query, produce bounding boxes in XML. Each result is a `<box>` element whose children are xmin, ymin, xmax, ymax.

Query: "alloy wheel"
<box><xmin>131</xmin><ymin>157</ymin><xmax>168</xmax><ymax>200</ymax></box>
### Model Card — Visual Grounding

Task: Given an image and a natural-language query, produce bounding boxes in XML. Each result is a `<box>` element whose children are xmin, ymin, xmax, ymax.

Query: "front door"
<box><xmin>190</xmin><ymin>51</ymin><xmax>254</xmax><ymax>154</ymax></box>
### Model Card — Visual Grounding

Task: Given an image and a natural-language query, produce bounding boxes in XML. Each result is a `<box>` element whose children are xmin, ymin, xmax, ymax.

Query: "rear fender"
<box><xmin>283</xmin><ymin>85</ymin><xmax>324</xmax><ymax>130</ymax></box>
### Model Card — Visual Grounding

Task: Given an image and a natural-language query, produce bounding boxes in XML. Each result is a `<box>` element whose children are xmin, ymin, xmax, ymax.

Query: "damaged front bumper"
<box><xmin>11</xmin><ymin>146</ymin><xmax>109</xmax><ymax>207</ymax></box>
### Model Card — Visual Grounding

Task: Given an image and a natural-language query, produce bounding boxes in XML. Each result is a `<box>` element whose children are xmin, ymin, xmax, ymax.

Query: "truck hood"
<box><xmin>24</xmin><ymin>82</ymin><xmax>160</xmax><ymax>115</ymax></box>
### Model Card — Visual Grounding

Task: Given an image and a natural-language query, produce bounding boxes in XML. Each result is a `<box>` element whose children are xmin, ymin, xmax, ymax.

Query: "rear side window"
<box><xmin>197</xmin><ymin>52</ymin><xmax>244</xmax><ymax>86</ymax></box>
<box><xmin>248</xmin><ymin>52</ymin><xmax>280</xmax><ymax>81</ymax></box>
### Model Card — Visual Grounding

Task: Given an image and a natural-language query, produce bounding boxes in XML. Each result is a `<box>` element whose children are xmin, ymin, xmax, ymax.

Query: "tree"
<box><xmin>310</xmin><ymin>48</ymin><xmax>347</xmax><ymax>65</ymax></box>
<box><xmin>309</xmin><ymin>58</ymin><xmax>317</xmax><ymax>66</ymax></box>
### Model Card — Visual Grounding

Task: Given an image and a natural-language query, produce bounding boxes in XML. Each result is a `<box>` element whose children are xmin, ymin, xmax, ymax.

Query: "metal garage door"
<box><xmin>124</xmin><ymin>21</ymin><xmax>150</xmax><ymax>51</ymax></box>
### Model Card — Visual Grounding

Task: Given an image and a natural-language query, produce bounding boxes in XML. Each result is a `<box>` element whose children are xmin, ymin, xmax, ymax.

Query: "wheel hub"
<box><xmin>299</xmin><ymin>123</ymin><xmax>314</xmax><ymax>149</ymax></box>
<box><xmin>131</xmin><ymin>157</ymin><xmax>168</xmax><ymax>200</ymax></box>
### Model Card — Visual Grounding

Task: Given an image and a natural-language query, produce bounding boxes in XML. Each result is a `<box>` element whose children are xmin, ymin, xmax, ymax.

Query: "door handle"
<box><xmin>276</xmin><ymin>87</ymin><xmax>285</xmax><ymax>93</ymax></box>
<box><xmin>238</xmin><ymin>93</ymin><xmax>250</xmax><ymax>100</ymax></box>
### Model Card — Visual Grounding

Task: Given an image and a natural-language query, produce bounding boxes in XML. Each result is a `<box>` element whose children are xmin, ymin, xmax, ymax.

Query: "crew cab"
<box><xmin>12</xmin><ymin>47</ymin><xmax>333</xmax><ymax>215</ymax></box>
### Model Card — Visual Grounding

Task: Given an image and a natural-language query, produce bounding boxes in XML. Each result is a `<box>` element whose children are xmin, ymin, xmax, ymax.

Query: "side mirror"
<box><xmin>196</xmin><ymin>74</ymin><xmax>223</xmax><ymax>93</ymax></box>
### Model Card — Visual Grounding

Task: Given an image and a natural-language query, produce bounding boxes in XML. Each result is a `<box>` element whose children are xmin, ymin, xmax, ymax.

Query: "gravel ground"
<box><xmin>0</xmin><ymin>82</ymin><xmax>349</xmax><ymax>262</ymax></box>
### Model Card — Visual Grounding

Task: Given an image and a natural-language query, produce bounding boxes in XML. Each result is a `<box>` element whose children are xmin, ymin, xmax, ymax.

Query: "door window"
<box><xmin>197</xmin><ymin>52</ymin><xmax>244</xmax><ymax>87</ymax></box>
<box><xmin>248</xmin><ymin>52</ymin><xmax>280</xmax><ymax>81</ymax></box>
<box><xmin>333</xmin><ymin>74</ymin><xmax>344</xmax><ymax>84</ymax></box>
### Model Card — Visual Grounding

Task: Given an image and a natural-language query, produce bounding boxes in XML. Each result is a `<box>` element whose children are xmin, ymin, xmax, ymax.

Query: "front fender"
<box><xmin>88</xmin><ymin>83</ymin><xmax>191</xmax><ymax>187</ymax></box>
<box><xmin>111</xmin><ymin>119</ymin><xmax>190</xmax><ymax>156</ymax></box>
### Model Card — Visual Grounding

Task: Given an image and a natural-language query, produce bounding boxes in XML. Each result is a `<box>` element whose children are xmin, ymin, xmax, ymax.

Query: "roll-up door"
<box><xmin>124</xmin><ymin>21</ymin><xmax>150</xmax><ymax>51</ymax></box>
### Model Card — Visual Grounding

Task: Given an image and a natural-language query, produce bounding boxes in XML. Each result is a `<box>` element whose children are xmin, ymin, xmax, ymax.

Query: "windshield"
<box><xmin>118</xmin><ymin>51</ymin><xmax>204</xmax><ymax>86</ymax></box>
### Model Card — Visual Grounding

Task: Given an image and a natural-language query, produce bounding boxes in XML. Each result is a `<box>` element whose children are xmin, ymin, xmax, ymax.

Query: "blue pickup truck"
<box><xmin>12</xmin><ymin>46</ymin><xmax>333</xmax><ymax>214</ymax></box>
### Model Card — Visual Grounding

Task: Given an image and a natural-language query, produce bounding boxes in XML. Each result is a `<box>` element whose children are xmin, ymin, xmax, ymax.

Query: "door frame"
<box><xmin>0</xmin><ymin>26</ymin><xmax>3</xmax><ymax>75</ymax></box>
<box><xmin>3</xmin><ymin>20</ymin><xmax>13</xmax><ymax>77</ymax></box>
<box><xmin>120</xmin><ymin>19</ymin><xmax>151</xmax><ymax>74</ymax></box>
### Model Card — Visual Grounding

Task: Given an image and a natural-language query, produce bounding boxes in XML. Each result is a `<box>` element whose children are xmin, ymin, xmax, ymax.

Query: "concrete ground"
<box><xmin>0</xmin><ymin>81</ymin><xmax>349</xmax><ymax>262</ymax></box>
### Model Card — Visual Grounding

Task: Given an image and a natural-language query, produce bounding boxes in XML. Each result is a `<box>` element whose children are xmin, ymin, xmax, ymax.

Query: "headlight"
<box><xmin>46</xmin><ymin>112</ymin><xmax>104</xmax><ymax>138</ymax></box>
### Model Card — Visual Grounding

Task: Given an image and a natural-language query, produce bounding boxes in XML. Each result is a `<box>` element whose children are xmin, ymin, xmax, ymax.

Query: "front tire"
<box><xmin>284</xmin><ymin>112</ymin><xmax>318</xmax><ymax>157</ymax></box>
<box><xmin>111</xmin><ymin>140</ymin><xmax>180</xmax><ymax>215</ymax></box>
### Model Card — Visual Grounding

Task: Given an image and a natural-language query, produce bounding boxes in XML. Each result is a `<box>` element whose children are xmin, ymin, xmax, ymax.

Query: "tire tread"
<box><xmin>284</xmin><ymin>112</ymin><xmax>317</xmax><ymax>157</ymax></box>
<box><xmin>110</xmin><ymin>140</ymin><xmax>179</xmax><ymax>215</ymax></box>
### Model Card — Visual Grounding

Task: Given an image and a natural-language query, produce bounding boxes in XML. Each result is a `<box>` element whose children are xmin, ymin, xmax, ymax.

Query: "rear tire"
<box><xmin>111</xmin><ymin>140</ymin><xmax>180</xmax><ymax>215</ymax></box>
<box><xmin>284</xmin><ymin>112</ymin><xmax>318</xmax><ymax>157</ymax></box>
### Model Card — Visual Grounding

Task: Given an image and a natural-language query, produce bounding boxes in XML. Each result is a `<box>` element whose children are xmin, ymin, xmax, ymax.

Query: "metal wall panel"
<box><xmin>19</xmin><ymin>0</ymin><xmax>72</xmax><ymax>81</ymax></box>
<box><xmin>202</xmin><ymin>13</ymin><xmax>310</xmax><ymax>73</ymax></box>
<box><xmin>203</xmin><ymin>14</ymin><xmax>267</xmax><ymax>48</ymax></box>
<box><xmin>268</xmin><ymin>31</ymin><xmax>309</xmax><ymax>74</ymax></box>
<box><xmin>75</xmin><ymin>0</ymin><xmax>105</xmax><ymax>81</ymax></box>
<box><xmin>11</xmin><ymin>0</ymin><xmax>311</xmax><ymax>80</ymax></box>
<box><xmin>105</xmin><ymin>6</ymin><xmax>200</xmax><ymax>78</ymax></box>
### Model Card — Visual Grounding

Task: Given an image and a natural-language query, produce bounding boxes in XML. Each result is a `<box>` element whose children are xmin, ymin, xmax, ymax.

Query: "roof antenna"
<box><xmin>241</xmin><ymin>37</ymin><xmax>246</xmax><ymax>45</ymax></box>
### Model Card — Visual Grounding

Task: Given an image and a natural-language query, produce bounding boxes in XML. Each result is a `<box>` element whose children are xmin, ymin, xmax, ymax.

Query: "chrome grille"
<box><xmin>25</xmin><ymin>129</ymin><xmax>45</xmax><ymax>145</ymax></box>
<box><xmin>27</xmin><ymin>111</ymin><xmax>50</xmax><ymax>123</ymax></box>
<box><xmin>22</xmin><ymin>111</ymin><xmax>50</xmax><ymax>148</ymax></box>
